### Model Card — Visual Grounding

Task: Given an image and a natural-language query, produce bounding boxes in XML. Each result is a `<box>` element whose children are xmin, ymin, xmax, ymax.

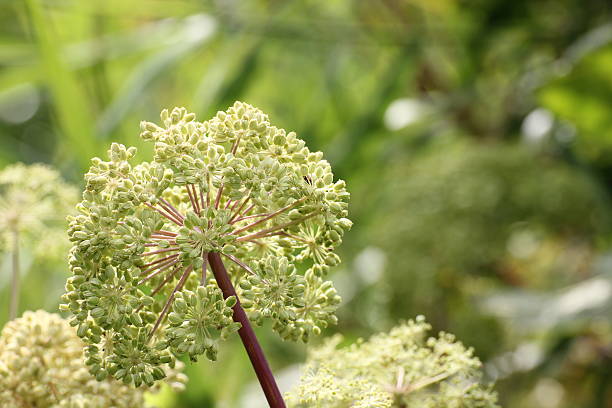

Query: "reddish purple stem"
<box><xmin>207</xmin><ymin>252</ymin><xmax>285</xmax><ymax>408</ymax></box>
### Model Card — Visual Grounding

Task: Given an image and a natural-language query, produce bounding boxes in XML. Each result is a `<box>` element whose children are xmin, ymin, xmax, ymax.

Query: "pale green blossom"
<box><xmin>287</xmin><ymin>316</ymin><xmax>499</xmax><ymax>408</ymax></box>
<box><xmin>62</xmin><ymin>102</ymin><xmax>351</xmax><ymax>386</ymax></box>
<box><xmin>0</xmin><ymin>163</ymin><xmax>77</xmax><ymax>260</ymax></box>
<box><xmin>0</xmin><ymin>163</ymin><xmax>78</xmax><ymax>319</ymax></box>
<box><xmin>0</xmin><ymin>310</ymin><xmax>186</xmax><ymax>408</ymax></box>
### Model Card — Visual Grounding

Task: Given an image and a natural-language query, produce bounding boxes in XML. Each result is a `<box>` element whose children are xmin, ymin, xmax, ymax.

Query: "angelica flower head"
<box><xmin>0</xmin><ymin>310</ymin><xmax>186</xmax><ymax>408</ymax></box>
<box><xmin>0</xmin><ymin>163</ymin><xmax>77</xmax><ymax>259</ymax></box>
<box><xmin>287</xmin><ymin>316</ymin><xmax>499</xmax><ymax>408</ymax></box>
<box><xmin>62</xmin><ymin>102</ymin><xmax>351</xmax><ymax>386</ymax></box>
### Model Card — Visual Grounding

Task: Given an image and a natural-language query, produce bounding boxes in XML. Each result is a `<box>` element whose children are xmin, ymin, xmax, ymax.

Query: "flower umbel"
<box><xmin>0</xmin><ymin>163</ymin><xmax>77</xmax><ymax>253</ymax></box>
<box><xmin>0</xmin><ymin>163</ymin><xmax>78</xmax><ymax>319</ymax></box>
<box><xmin>286</xmin><ymin>316</ymin><xmax>499</xmax><ymax>408</ymax></box>
<box><xmin>0</xmin><ymin>310</ymin><xmax>186</xmax><ymax>408</ymax></box>
<box><xmin>62</xmin><ymin>102</ymin><xmax>351</xmax><ymax>387</ymax></box>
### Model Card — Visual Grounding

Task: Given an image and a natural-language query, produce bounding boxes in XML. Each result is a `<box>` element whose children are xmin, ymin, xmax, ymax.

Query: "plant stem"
<box><xmin>207</xmin><ymin>252</ymin><xmax>286</xmax><ymax>408</ymax></box>
<box><xmin>236</xmin><ymin>211</ymin><xmax>319</xmax><ymax>242</ymax></box>
<box><xmin>231</xmin><ymin>198</ymin><xmax>306</xmax><ymax>235</ymax></box>
<box><xmin>9</xmin><ymin>229</ymin><xmax>19</xmax><ymax>320</ymax></box>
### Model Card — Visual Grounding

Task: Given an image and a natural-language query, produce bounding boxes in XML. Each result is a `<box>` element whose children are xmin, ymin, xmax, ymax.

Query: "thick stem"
<box><xmin>207</xmin><ymin>252</ymin><xmax>286</xmax><ymax>408</ymax></box>
<box><xmin>395</xmin><ymin>395</ymin><xmax>407</xmax><ymax>408</ymax></box>
<box><xmin>9</xmin><ymin>229</ymin><xmax>19</xmax><ymax>320</ymax></box>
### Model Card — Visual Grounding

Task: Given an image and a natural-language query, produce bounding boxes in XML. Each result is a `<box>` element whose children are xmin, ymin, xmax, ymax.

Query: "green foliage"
<box><xmin>23</xmin><ymin>0</ymin><xmax>96</xmax><ymax>169</ymax></box>
<box><xmin>0</xmin><ymin>310</ymin><xmax>186</xmax><ymax>408</ymax></box>
<box><xmin>539</xmin><ymin>45</ymin><xmax>612</xmax><ymax>166</ymax></box>
<box><xmin>287</xmin><ymin>316</ymin><xmax>499</xmax><ymax>408</ymax></box>
<box><xmin>373</xmin><ymin>142</ymin><xmax>610</xmax><ymax>328</ymax></box>
<box><xmin>61</xmin><ymin>102</ymin><xmax>351</xmax><ymax>386</ymax></box>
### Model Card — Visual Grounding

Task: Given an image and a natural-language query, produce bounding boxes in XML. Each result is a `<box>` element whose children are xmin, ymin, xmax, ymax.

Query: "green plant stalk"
<box><xmin>9</xmin><ymin>229</ymin><xmax>19</xmax><ymax>320</ymax></box>
<box><xmin>24</xmin><ymin>0</ymin><xmax>96</xmax><ymax>171</ymax></box>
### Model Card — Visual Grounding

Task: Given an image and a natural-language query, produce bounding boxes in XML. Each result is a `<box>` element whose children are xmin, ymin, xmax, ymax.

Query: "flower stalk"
<box><xmin>208</xmin><ymin>251</ymin><xmax>286</xmax><ymax>407</ymax></box>
<box><xmin>9</xmin><ymin>229</ymin><xmax>19</xmax><ymax>320</ymax></box>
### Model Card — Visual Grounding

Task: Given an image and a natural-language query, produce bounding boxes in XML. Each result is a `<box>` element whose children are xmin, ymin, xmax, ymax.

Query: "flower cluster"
<box><xmin>286</xmin><ymin>316</ymin><xmax>499</xmax><ymax>408</ymax></box>
<box><xmin>0</xmin><ymin>310</ymin><xmax>186</xmax><ymax>408</ymax></box>
<box><xmin>62</xmin><ymin>102</ymin><xmax>351</xmax><ymax>385</ymax></box>
<box><xmin>0</xmin><ymin>163</ymin><xmax>77</xmax><ymax>260</ymax></box>
<box><xmin>165</xmin><ymin>285</ymin><xmax>240</xmax><ymax>362</ymax></box>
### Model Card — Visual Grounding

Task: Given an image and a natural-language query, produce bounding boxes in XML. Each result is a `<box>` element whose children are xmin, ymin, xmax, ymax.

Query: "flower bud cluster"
<box><xmin>165</xmin><ymin>285</ymin><xmax>240</xmax><ymax>362</ymax></box>
<box><xmin>240</xmin><ymin>256</ymin><xmax>306</xmax><ymax>326</ymax></box>
<box><xmin>286</xmin><ymin>316</ymin><xmax>499</xmax><ymax>408</ymax></box>
<box><xmin>176</xmin><ymin>208</ymin><xmax>236</xmax><ymax>266</ymax></box>
<box><xmin>62</xmin><ymin>101</ymin><xmax>351</xmax><ymax>386</ymax></box>
<box><xmin>280</xmin><ymin>269</ymin><xmax>342</xmax><ymax>342</ymax></box>
<box><xmin>0</xmin><ymin>310</ymin><xmax>186</xmax><ymax>408</ymax></box>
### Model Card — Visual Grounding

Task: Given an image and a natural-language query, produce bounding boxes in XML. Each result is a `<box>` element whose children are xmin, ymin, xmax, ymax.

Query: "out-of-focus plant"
<box><xmin>287</xmin><ymin>316</ymin><xmax>499</xmax><ymax>408</ymax></box>
<box><xmin>370</xmin><ymin>142</ymin><xmax>610</xmax><ymax>333</ymax></box>
<box><xmin>539</xmin><ymin>42</ymin><xmax>612</xmax><ymax>167</ymax></box>
<box><xmin>0</xmin><ymin>310</ymin><xmax>186</xmax><ymax>408</ymax></box>
<box><xmin>61</xmin><ymin>102</ymin><xmax>350</xmax><ymax>406</ymax></box>
<box><xmin>0</xmin><ymin>163</ymin><xmax>78</xmax><ymax>320</ymax></box>
<box><xmin>481</xmin><ymin>261</ymin><xmax>612</xmax><ymax>408</ymax></box>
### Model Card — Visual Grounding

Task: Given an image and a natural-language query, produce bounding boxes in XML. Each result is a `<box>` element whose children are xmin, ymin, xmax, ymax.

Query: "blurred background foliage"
<box><xmin>1</xmin><ymin>0</ymin><xmax>612</xmax><ymax>407</ymax></box>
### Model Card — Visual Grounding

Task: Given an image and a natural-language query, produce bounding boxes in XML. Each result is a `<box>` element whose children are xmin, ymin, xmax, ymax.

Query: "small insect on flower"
<box><xmin>303</xmin><ymin>175</ymin><xmax>313</xmax><ymax>185</ymax></box>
